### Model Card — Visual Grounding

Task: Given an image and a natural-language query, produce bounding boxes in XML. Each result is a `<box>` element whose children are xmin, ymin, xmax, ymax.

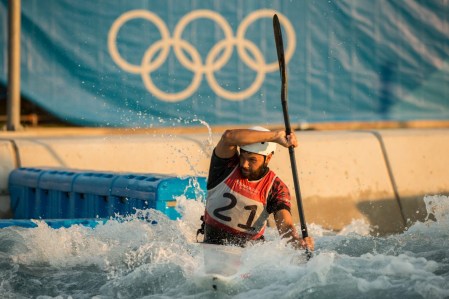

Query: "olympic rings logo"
<box><xmin>108</xmin><ymin>9</ymin><xmax>295</xmax><ymax>102</ymax></box>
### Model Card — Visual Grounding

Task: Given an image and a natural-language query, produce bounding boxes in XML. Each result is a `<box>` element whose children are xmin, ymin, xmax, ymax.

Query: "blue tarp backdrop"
<box><xmin>1</xmin><ymin>0</ymin><xmax>449</xmax><ymax>127</ymax></box>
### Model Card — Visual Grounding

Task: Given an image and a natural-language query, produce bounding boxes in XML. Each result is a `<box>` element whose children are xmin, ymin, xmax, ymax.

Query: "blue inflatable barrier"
<box><xmin>8</xmin><ymin>168</ymin><xmax>207</xmax><ymax>221</ymax></box>
<box><xmin>110</xmin><ymin>174</ymin><xmax>159</xmax><ymax>216</ymax></box>
<box><xmin>0</xmin><ymin>218</ymin><xmax>107</xmax><ymax>229</ymax></box>
<box><xmin>8</xmin><ymin>168</ymin><xmax>46</xmax><ymax>219</ymax></box>
<box><xmin>38</xmin><ymin>169</ymin><xmax>82</xmax><ymax>219</ymax></box>
<box><xmin>72</xmin><ymin>172</ymin><xmax>117</xmax><ymax>219</ymax></box>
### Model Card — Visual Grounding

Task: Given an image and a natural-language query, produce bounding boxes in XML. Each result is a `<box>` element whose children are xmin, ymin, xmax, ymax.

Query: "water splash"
<box><xmin>0</xmin><ymin>195</ymin><xmax>448</xmax><ymax>298</ymax></box>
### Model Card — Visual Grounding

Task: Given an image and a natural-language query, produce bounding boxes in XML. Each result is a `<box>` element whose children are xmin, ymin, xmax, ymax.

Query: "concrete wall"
<box><xmin>1</xmin><ymin>128</ymin><xmax>448</xmax><ymax>234</ymax></box>
<box><xmin>379</xmin><ymin>129</ymin><xmax>449</xmax><ymax>225</ymax></box>
<box><xmin>0</xmin><ymin>140</ymin><xmax>17</xmax><ymax>218</ymax></box>
<box><xmin>269</xmin><ymin>131</ymin><xmax>406</xmax><ymax>235</ymax></box>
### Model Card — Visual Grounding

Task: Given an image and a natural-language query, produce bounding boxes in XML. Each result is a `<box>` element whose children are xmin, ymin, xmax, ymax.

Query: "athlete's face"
<box><xmin>239</xmin><ymin>151</ymin><xmax>272</xmax><ymax>180</ymax></box>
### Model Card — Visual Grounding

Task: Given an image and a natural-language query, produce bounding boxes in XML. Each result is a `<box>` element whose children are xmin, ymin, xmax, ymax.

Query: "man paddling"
<box><xmin>198</xmin><ymin>126</ymin><xmax>314</xmax><ymax>251</ymax></box>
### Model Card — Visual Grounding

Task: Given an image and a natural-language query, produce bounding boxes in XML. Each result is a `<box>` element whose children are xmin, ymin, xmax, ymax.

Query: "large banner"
<box><xmin>1</xmin><ymin>1</ymin><xmax>449</xmax><ymax>127</ymax></box>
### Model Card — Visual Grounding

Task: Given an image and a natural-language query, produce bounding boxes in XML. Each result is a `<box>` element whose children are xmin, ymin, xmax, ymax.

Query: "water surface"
<box><xmin>0</xmin><ymin>195</ymin><xmax>448</xmax><ymax>299</ymax></box>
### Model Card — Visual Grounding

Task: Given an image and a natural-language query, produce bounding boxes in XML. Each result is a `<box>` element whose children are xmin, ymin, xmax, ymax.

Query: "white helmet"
<box><xmin>240</xmin><ymin>126</ymin><xmax>277</xmax><ymax>156</ymax></box>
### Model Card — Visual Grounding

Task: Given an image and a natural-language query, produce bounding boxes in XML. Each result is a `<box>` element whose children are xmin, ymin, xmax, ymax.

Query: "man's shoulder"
<box><xmin>270</xmin><ymin>175</ymin><xmax>291</xmax><ymax>200</ymax></box>
<box><xmin>207</xmin><ymin>150</ymin><xmax>239</xmax><ymax>190</ymax></box>
<box><xmin>271</xmin><ymin>173</ymin><xmax>285</xmax><ymax>183</ymax></box>
<box><xmin>271</xmin><ymin>175</ymin><xmax>289</xmax><ymax>191</ymax></box>
<box><xmin>211</xmin><ymin>149</ymin><xmax>239</xmax><ymax>167</ymax></box>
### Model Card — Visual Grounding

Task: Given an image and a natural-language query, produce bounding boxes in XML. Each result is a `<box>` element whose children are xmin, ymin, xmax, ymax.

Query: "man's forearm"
<box><xmin>222</xmin><ymin>129</ymin><xmax>282</xmax><ymax>146</ymax></box>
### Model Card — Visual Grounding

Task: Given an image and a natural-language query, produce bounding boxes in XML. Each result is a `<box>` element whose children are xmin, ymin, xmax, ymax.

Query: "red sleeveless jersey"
<box><xmin>204</xmin><ymin>166</ymin><xmax>277</xmax><ymax>240</ymax></box>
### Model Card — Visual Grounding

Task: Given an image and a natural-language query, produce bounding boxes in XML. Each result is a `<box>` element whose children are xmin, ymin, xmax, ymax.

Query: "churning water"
<box><xmin>0</xmin><ymin>195</ymin><xmax>448</xmax><ymax>299</ymax></box>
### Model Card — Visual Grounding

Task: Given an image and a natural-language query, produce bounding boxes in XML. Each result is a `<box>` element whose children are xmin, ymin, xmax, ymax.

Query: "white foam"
<box><xmin>2</xmin><ymin>194</ymin><xmax>448</xmax><ymax>298</ymax></box>
<box><xmin>424</xmin><ymin>195</ymin><xmax>449</xmax><ymax>222</ymax></box>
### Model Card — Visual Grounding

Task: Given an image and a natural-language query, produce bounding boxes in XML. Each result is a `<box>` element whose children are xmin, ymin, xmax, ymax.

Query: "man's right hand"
<box><xmin>274</xmin><ymin>130</ymin><xmax>298</xmax><ymax>148</ymax></box>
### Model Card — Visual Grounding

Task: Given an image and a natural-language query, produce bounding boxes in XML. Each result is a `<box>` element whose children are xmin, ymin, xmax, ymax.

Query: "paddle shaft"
<box><xmin>273</xmin><ymin>14</ymin><xmax>309</xmax><ymax>239</ymax></box>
